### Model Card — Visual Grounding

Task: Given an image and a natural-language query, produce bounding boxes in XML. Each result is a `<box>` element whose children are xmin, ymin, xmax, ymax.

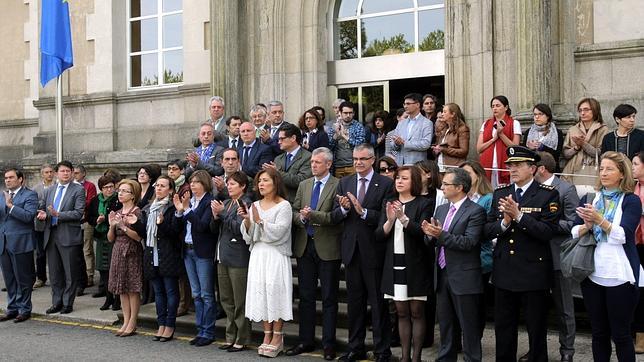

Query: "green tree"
<box><xmin>419</xmin><ymin>29</ymin><xmax>445</xmax><ymax>51</ymax></box>
<box><xmin>363</xmin><ymin>34</ymin><xmax>413</xmax><ymax>57</ymax></box>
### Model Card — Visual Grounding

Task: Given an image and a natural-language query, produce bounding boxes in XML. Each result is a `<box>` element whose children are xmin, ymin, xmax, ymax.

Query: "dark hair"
<box><xmin>533</xmin><ymin>103</ymin><xmax>553</xmax><ymax>123</ymax></box>
<box><xmin>613</xmin><ymin>104</ymin><xmax>637</xmax><ymax>123</ymax></box>
<box><xmin>310</xmin><ymin>106</ymin><xmax>326</xmax><ymax>120</ymax></box>
<box><xmin>414</xmin><ymin>159</ymin><xmax>441</xmax><ymax>190</ymax></box>
<box><xmin>167</xmin><ymin>159</ymin><xmax>185</xmax><ymax>170</ymax></box>
<box><xmin>155</xmin><ymin>175</ymin><xmax>176</xmax><ymax>196</ymax></box>
<box><xmin>444</xmin><ymin>168</ymin><xmax>472</xmax><ymax>194</ymax></box>
<box><xmin>226</xmin><ymin>171</ymin><xmax>249</xmax><ymax>193</ymax></box>
<box><xmin>536</xmin><ymin>151</ymin><xmax>557</xmax><ymax>174</ymax></box>
<box><xmin>395</xmin><ymin>108</ymin><xmax>406</xmax><ymax>118</ymax></box>
<box><xmin>103</xmin><ymin>168</ymin><xmax>122</xmax><ymax>183</ymax></box>
<box><xmin>394</xmin><ymin>165</ymin><xmax>423</xmax><ymax>196</ymax></box>
<box><xmin>139</xmin><ymin>164</ymin><xmax>160</xmax><ymax>183</ymax></box>
<box><xmin>634</xmin><ymin>150</ymin><xmax>644</xmax><ymax>164</ymax></box>
<box><xmin>459</xmin><ymin>160</ymin><xmax>493</xmax><ymax>195</ymax></box>
<box><xmin>298</xmin><ymin>108</ymin><xmax>325</xmax><ymax>132</ymax></box>
<box><xmin>339</xmin><ymin>101</ymin><xmax>354</xmax><ymax>112</ymax></box>
<box><xmin>490</xmin><ymin>95</ymin><xmax>512</xmax><ymax>115</ymax></box>
<box><xmin>4</xmin><ymin>167</ymin><xmax>24</xmax><ymax>181</ymax></box>
<box><xmin>189</xmin><ymin>170</ymin><xmax>213</xmax><ymax>193</ymax></box>
<box><xmin>378</xmin><ymin>156</ymin><xmax>398</xmax><ymax>169</ymax></box>
<box><xmin>422</xmin><ymin>94</ymin><xmax>438</xmax><ymax>104</ymax></box>
<box><xmin>55</xmin><ymin>160</ymin><xmax>73</xmax><ymax>172</ymax></box>
<box><xmin>577</xmin><ymin>97</ymin><xmax>603</xmax><ymax>124</ymax></box>
<box><xmin>254</xmin><ymin>168</ymin><xmax>287</xmax><ymax>200</ymax></box>
<box><xmin>74</xmin><ymin>164</ymin><xmax>87</xmax><ymax>174</ymax></box>
<box><xmin>97</xmin><ymin>175</ymin><xmax>115</xmax><ymax>190</ymax></box>
<box><xmin>279</xmin><ymin>123</ymin><xmax>303</xmax><ymax>144</ymax></box>
<box><xmin>226</xmin><ymin>115</ymin><xmax>243</xmax><ymax>126</ymax></box>
<box><xmin>222</xmin><ymin>147</ymin><xmax>240</xmax><ymax>159</ymax></box>
<box><xmin>369</xmin><ymin>110</ymin><xmax>392</xmax><ymax>134</ymax></box>
<box><xmin>404</xmin><ymin>93</ymin><xmax>423</xmax><ymax>105</ymax></box>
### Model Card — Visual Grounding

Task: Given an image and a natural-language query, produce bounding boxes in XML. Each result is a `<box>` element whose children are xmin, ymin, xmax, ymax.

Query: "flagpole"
<box><xmin>56</xmin><ymin>74</ymin><xmax>63</xmax><ymax>162</ymax></box>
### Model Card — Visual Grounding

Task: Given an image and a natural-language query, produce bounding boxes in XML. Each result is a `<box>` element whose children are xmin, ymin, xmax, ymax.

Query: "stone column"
<box><xmin>513</xmin><ymin>0</ymin><xmax>552</xmax><ymax>121</ymax></box>
<box><xmin>210</xmin><ymin>0</ymin><xmax>243</xmax><ymax>116</ymax></box>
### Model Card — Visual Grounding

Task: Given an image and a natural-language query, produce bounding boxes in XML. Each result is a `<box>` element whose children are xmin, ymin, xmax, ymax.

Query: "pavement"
<box><xmin>1</xmin><ymin>278</ymin><xmax>642</xmax><ymax>361</ymax></box>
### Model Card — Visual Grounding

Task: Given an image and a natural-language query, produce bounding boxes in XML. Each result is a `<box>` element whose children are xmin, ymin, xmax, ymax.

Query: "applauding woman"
<box><xmin>241</xmin><ymin>169</ymin><xmax>293</xmax><ymax>358</ymax></box>
<box><xmin>376</xmin><ymin>166</ymin><xmax>433</xmax><ymax>362</ymax></box>
<box><xmin>299</xmin><ymin>108</ymin><xmax>330</xmax><ymax>152</ymax></box>
<box><xmin>107</xmin><ymin>179</ymin><xmax>146</xmax><ymax>337</ymax></box>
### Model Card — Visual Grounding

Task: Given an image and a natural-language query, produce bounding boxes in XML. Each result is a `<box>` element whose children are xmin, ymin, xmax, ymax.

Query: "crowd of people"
<box><xmin>0</xmin><ymin>93</ymin><xmax>643</xmax><ymax>362</ymax></box>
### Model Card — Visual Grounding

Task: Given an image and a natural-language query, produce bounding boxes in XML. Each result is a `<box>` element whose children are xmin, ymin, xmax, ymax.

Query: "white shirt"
<box><xmin>227</xmin><ymin>136</ymin><xmax>240</xmax><ymax>148</ymax></box>
<box><xmin>341</xmin><ymin>169</ymin><xmax>374</xmax><ymax>219</ymax></box>
<box><xmin>542</xmin><ymin>174</ymin><xmax>556</xmax><ymax>186</ymax></box>
<box><xmin>184</xmin><ymin>194</ymin><xmax>205</xmax><ymax>245</ymax></box>
<box><xmin>7</xmin><ymin>187</ymin><xmax>21</xmax><ymax>213</ymax></box>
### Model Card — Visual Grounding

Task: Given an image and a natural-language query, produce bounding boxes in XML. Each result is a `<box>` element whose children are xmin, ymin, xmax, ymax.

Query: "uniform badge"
<box><xmin>509</xmin><ymin>148</ymin><xmax>515</xmax><ymax>155</ymax></box>
<box><xmin>549</xmin><ymin>202</ymin><xmax>559</xmax><ymax>213</ymax></box>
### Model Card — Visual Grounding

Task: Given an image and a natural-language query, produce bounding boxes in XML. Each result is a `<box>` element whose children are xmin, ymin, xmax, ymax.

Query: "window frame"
<box><xmin>127</xmin><ymin>0</ymin><xmax>184</xmax><ymax>89</ymax></box>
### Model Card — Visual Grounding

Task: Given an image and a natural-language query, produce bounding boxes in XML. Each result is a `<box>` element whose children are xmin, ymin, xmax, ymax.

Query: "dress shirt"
<box><xmin>500</xmin><ymin>178</ymin><xmax>535</xmax><ymax>230</ymax></box>
<box><xmin>7</xmin><ymin>186</ymin><xmax>21</xmax><ymax>213</ymax></box>
<box><xmin>300</xmin><ymin>172</ymin><xmax>331</xmax><ymax>224</ymax></box>
<box><xmin>341</xmin><ymin>168</ymin><xmax>374</xmax><ymax>219</ymax></box>
<box><xmin>184</xmin><ymin>193</ymin><xmax>205</xmax><ymax>245</ymax></box>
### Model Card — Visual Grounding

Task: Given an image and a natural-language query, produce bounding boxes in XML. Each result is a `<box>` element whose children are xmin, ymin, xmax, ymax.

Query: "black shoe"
<box><xmin>227</xmin><ymin>345</ymin><xmax>245</xmax><ymax>352</ymax></box>
<box><xmin>285</xmin><ymin>344</ymin><xmax>315</xmax><ymax>356</ymax></box>
<box><xmin>195</xmin><ymin>338</ymin><xmax>214</xmax><ymax>347</ymax></box>
<box><xmin>218</xmin><ymin>343</ymin><xmax>234</xmax><ymax>350</ymax></box>
<box><xmin>519</xmin><ymin>352</ymin><xmax>530</xmax><ymax>362</ymax></box>
<box><xmin>99</xmin><ymin>301</ymin><xmax>112</xmax><ymax>311</ymax></box>
<box><xmin>92</xmin><ymin>291</ymin><xmax>106</xmax><ymax>298</ymax></box>
<box><xmin>60</xmin><ymin>306</ymin><xmax>73</xmax><ymax>314</ymax></box>
<box><xmin>159</xmin><ymin>333</ymin><xmax>174</xmax><ymax>342</ymax></box>
<box><xmin>323</xmin><ymin>347</ymin><xmax>336</xmax><ymax>361</ymax></box>
<box><xmin>76</xmin><ymin>288</ymin><xmax>85</xmax><ymax>297</ymax></box>
<box><xmin>216</xmin><ymin>309</ymin><xmax>226</xmax><ymax>320</ymax></box>
<box><xmin>111</xmin><ymin>299</ymin><xmax>121</xmax><ymax>311</ymax></box>
<box><xmin>120</xmin><ymin>330</ymin><xmax>137</xmax><ymax>337</ymax></box>
<box><xmin>338</xmin><ymin>351</ymin><xmax>367</xmax><ymax>362</ymax></box>
<box><xmin>46</xmin><ymin>305</ymin><xmax>63</xmax><ymax>314</ymax></box>
<box><xmin>152</xmin><ymin>335</ymin><xmax>162</xmax><ymax>341</ymax></box>
<box><xmin>0</xmin><ymin>313</ymin><xmax>18</xmax><ymax>322</ymax></box>
<box><xmin>13</xmin><ymin>314</ymin><xmax>30</xmax><ymax>323</ymax></box>
<box><xmin>561</xmin><ymin>354</ymin><xmax>573</xmax><ymax>362</ymax></box>
<box><xmin>189</xmin><ymin>336</ymin><xmax>202</xmax><ymax>345</ymax></box>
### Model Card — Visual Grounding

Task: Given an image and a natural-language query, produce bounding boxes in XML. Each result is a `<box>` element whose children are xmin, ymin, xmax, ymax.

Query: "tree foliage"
<box><xmin>419</xmin><ymin>29</ymin><xmax>445</xmax><ymax>51</ymax></box>
<box><xmin>363</xmin><ymin>34</ymin><xmax>413</xmax><ymax>57</ymax></box>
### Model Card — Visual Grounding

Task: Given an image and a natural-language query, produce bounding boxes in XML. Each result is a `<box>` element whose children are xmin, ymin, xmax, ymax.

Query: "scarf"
<box><xmin>592</xmin><ymin>188</ymin><xmax>623</xmax><ymax>243</ymax></box>
<box><xmin>480</xmin><ymin>114</ymin><xmax>514</xmax><ymax>185</ymax></box>
<box><xmin>527</xmin><ymin>122</ymin><xmax>559</xmax><ymax>151</ymax></box>
<box><xmin>196</xmin><ymin>143</ymin><xmax>215</xmax><ymax>163</ymax></box>
<box><xmin>174</xmin><ymin>174</ymin><xmax>186</xmax><ymax>192</ymax></box>
<box><xmin>146</xmin><ymin>196</ymin><xmax>171</xmax><ymax>248</ymax></box>
<box><xmin>95</xmin><ymin>192</ymin><xmax>116</xmax><ymax>234</ymax></box>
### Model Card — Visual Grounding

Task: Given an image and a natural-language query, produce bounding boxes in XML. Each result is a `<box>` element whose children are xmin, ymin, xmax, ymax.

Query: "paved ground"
<box><xmin>1</xmin><ymin>279</ymin><xmax>641</xmax><ymax>361</ymax></box>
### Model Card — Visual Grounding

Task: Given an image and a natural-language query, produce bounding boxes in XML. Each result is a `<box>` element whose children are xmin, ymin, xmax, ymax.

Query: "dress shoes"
<box><xmin>338</xmin><ymin>351</ymin><xmax>368</xmax><ymax>362</ymax></box>
<box><xmin>0</xmin><ymin>313</ymin><xmax>18</xmax><ymax>322</ymax></box>
<box><xmin>159</xmin><ymin>333</ymin><xmax>174</xmax><ymax>342</ymax></box>
<box><xmin>46</xmin><ymin>305</ymin><xmax>63</xmax><ymax>314</ymax></box>
<box><xmin>518</xmin><ymin>352</ymin><xmax>530</xmax><ymax>362</ymax></box>
<box><xmin>76</xmin><ymin>288</ymin><xmax>85</xmax><ymax>297</ymax></box>
<box><xmin>189</xmin><ymin>336</ymin><xmax>201</xmax><ymax>345</ymax></box>
<box><xmin>227</xmin><ymin>345</ymin><xmax>245</xmax><ymax>352</ymax></box>
<box><xmin>13</xmin><ymin>314</ymin><xmax>30</xmax><ymax>323</ymax></box>
<box><xmin>323</xmin><ymin>347</ymin><xmax>336</xmax><ymax>361</ymax></box>
<box><xmin>195</xmin><ymin>338</ymin><xmax>214</xmax><ymax>347</ymax></box>
<box><xmin>60</xmin><ymin>306</ymin><xmax>73</xmax><ymax>314</ymax></box>
<box><xmin>33</xmin><ymin>279</ymin><xmax>45</xmax><ymax>289</ymax></box>
<box><xmin>285</xmin><ymin>344</ymin><xmax>315</xmax><ymax>356</ymax></box>
<box><xmin>152</xmin><ymin>335</ymin><xmax>162</xmax><ymax>341</ymax></box>
<box><xmin>218</xmin><ymin>343</ymin><xmax>234</xmax><ymax>350</ymax></box>
<box><xmin>120</xmin><ymin>330</ymin><xmax>137</xmax><ymax>337</ymax></box>
<box><xmin>561</xmin><ymin>354</ymin><xmax>573</xmax><ymax>362</ymax></box>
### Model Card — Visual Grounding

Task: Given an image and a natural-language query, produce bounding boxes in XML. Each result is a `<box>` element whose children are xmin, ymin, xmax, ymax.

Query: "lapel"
<box><xmin>551</xmin><ymin>176</ymin><xmax>562</xmax><ymax>192</ymax></box>
<box><xmin>361</xmin><ymin>174</ymin><xmax>380</xmax><ymax>205</ymax></box>
<box><xmin>448</xmin><ymin>199</ymin><xmax>469</xmax><ymax>233</ymax></box>
<box><xmin>316</xmin><ymin>177</ymin><xmax>336</xmax><ymax>211</ymax></box>
<box><xmin>435</xmin><ymin>203</ymin><xmax>448</xmax><ymax>224</ymax></box>
<box><xmin>56</xmin><ymin>183</ymin><xmax>70</xmax><ymax>210</ymax></box>
<box><xmin>519</xmin><ymin>181</ymin><xmax>539</xmax><ymax>206</ymax></box>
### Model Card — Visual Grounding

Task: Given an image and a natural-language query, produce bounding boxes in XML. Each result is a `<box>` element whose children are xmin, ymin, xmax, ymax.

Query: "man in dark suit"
<box><xmin>263</xmin><ymin>123</ymin><xmax>312</xmax><ymax>203</ymax></box>
<box><xmin>331</xmin><ymin>143</ymin><xmax>394</xmax><ymax>362</ymax></box>
<box><xmin>216</xmin><ymin>116</ymin><xmax>242</xmax><ymax>149</ymax></box>
<box><xmin>259</xmin><ymin>100</ymin><xmax>288</xmax><ymax>156</ymax></box>
<box><xmin>484</xmin><ymin>146</ymin><xmax>561</xmax><ymax>362</ymax></box>
<box><xmin>287</xmin><ymin>147</ymin><xmax>342</xmax><ymax>360</ymax></box>
<box><xmin>422</xmin><ymin>167</ymin><xmax>486</xmax><ymax>362</ymax></box>
<box><xmin>186</xmin><ymin>123</ymin><xmax>224</xmax><ymax>178</ymax></box>
<box><xmin>239</xmin><ymin>121</ymin><xmax>272</xmax><ymax>178</ymax></box>
<box><xmin>36</xmin><ymin>160</ymin><xmax>86</xmax><ymax>314</ymax></box>
<box><xmin>0</xmin><ymin>168</ymin><xmax>39</xmax><ymax>323</ymax></box>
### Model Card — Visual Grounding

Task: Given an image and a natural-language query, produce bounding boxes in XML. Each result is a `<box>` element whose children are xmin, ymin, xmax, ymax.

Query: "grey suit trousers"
<box><xmin>47</xmin><ymin>228</ymin><xmax>83</xmax><ymax>307</ymax></box>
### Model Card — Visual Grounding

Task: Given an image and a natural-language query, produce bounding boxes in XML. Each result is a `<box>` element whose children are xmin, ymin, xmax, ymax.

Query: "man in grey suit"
<box><xmin>525</xmin><ymin>152</ymin><xmax>579</xmax><ymax>362</ymax></box>
<box><xmin>287</xmin><ymin>147</ymin><xmax>343</xmax><ymax>360</ymax></box>
<box><xmin>36</xmin><ymin>161</ymin><xmax>85</xmax><ymax>314</ymax></box>
<box><xmin>263</xmin><ymin>123</ymin><xmax>312</xmax><ymax>203</ymax></box>
<box><xmin>422</xmin><ymin>168</ymin><xmax>486</xmax><ymax>362</ymax></box>
<box><xmin>388</xmin><ymin>93</ymin><xmax>433</xmax><ymax>165</ymax></box>
<box><xmin>0</xmin><ymin>168</ymin><xmax>39</xmax><ymax>323</ymax></box>
<box><xmin>186</xmin><ymin>123</ymin><xmax>225</xmax><ymax>178</ymax></box>
<box><xmin>208</xmin><ymin>95</ymin><xmax>227</xmax><ymax>140</ymax></box>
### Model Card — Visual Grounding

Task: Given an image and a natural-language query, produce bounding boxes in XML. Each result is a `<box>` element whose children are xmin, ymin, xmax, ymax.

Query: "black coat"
<box><xmin>376</xmin><ymin>197</ymin><xmax>433</xmax><ymax>297</ymax></box>
<box><xmin>600</xmin><ymin>128</ymin><xmax>644</xmax><ymax>160</ymax></box>
<box><xmin>174</xmin><ymin>193</ymin><xmax>217</xmax><ymax>259</ymax></box>
<box><xmin>142</xmin><ymin>204</ymin><xmax>185</xmax><ymax>279</ymax></box>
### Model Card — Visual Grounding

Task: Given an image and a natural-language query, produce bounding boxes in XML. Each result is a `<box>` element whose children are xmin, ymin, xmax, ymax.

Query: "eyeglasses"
<box><xmin>441</xmin><ymin>182</ymin><xmax>457</xmax><ymax>187</ymax></box>
<box><xmin>379</xmin><ymin>166</ymin><xmax>397</xmax><ymax>173</ymax></box>
<box><xmin>137</xmin><ymin>172</ymin><xmax>149</xmax><ymax>176</ymax></box>
<box><xmin>101</xmin><ymin>185</ymin><xmax>115</xmax><ymax>190</ymax></box>
<box><xmin>578</xmin><ymin>108</ymin><xmax>592</xmax><ymax>113</ymax></box>
<box><xmin>117</xmin><ymin>189</ymin><xmax>133</xmax><ymax>194</ymax></box>
<box><xmin>403</xmin><ymin>101</ymin><xmax>418</xmax><ymax>106</ymax></box>
<box><xmin>167</xmin><ymin>166</ymin><xmax>181</xmax><ymax>171</ymax></box>
<box><xmin>304</xmin><ymin>116</ymin><xmax>317</xmax><ymax>120</ymax></box>
<box><xmin>352</xmin><ymin>156</ymin><xmax>374</xmax><ymax>162</ymax></box>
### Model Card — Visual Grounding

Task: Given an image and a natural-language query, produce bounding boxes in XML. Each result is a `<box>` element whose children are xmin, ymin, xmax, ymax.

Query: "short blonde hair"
<box><xmin>595</xmin><ymin>151</ymin><xmax>635</xmax><ymax>192</ymax></box>
<box><xmin>117</xmin><ymin>179</ymin><xmax>142</xmax><ymax>205</ymax></box>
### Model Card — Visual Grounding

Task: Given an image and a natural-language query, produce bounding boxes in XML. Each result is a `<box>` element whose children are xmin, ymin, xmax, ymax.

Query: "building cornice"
<box><xmin>575</xmin><ymin>39</ymin><xmax>644</xmax><ymax>62</ymax></box>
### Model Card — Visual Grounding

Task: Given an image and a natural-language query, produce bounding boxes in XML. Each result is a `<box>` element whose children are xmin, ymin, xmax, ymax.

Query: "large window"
<box><xmin>335</xmin><ymin>0</ymin><xmax>444</xmax><ymax>60</ymax></box>
<box><xmin>128</xmin><ymin>0</ymin><xmax>183</xmax><ymax>88</ymax></box>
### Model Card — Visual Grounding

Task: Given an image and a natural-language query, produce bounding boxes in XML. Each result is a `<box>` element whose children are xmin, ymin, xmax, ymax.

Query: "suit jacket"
<box><xmin>303</xmin><ymin>129</ymin><xmax>330</xmax><ymax>152</ymax></box>
<box><xmin>175</xmin><ymin>193</ymin><xmax>216</xmax><ymax>259</ymax></box>
<box><xmin>331</xmin><ymin>172</ymin><xmax>394</xmax><ymax>267</ymax></box>
<box><xmin>550</xmin><ymin>176</ymin><xmax>580</xmax><ymax>270</ymax></box>
<box><xmin>186</xmin><ymin>145</ymin><xmax>224</xmax><ymax>178</ymax></box>
<box><xmin>274</xmin><ymin>147</ymin><xmax>313</xmax><ymax>203</ymax></box>
<box><xmin>433</xmin><ymin>198</ymin><xmax>486</xmax><ymax>295</ymax></box>
<box><xmin>210</xmin><ymin>117</ymin><xmax>228</xmax><ymax>140</ymax></box>
<box><xmin>484</xmin><ymin>181</ymin><xmax>560</xmax><ymax>291</ymax></box>
<box><xmin>263</xmin><ymin>122</ymin><xmax>289</xmax><ymax>156</ymax></box>
<box><xmin>0</xmin><ymin>188</ymin><xmax>39</xmax><ymax>254</ymax></box>
<box><xmin>389</xmin><ymin>113</ymin><xmax>433</xmax><ymax>165</ymax></box>
<box><xmin>217</xmin><ymin>136</ymin><xmax>241</xmax><ymax>150</ymax></box>
<box><xmin>38</xmin><ymin>182</ymin><xmax>86</xmax><ymax>249</ymax></box>
<box><xmin>239</xmin><ymin>139</ymin><xmax>273</xmax><ymax>178</ymax></box>
<box><xmin>142</xmin><ymin>204</ymin><xmax>185</xmax><ymax>279</ymax></box>
<box><xmin>292</xmin><ymin>176</ymin><xmax>342</xmax><ymax>261</ymax></box>
<box><xmin>377</xmin><ymin>196</ymin><xmax>433</xmax><ymax>297</ymax></box>
<box><xmin>211</xmin><ymin>196</ymin><xmax>252</xmax><ymax>268</ymax></box>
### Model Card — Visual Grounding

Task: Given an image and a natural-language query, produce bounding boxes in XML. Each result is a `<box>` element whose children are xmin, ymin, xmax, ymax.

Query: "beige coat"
<box><xmin>561</xmin><ymin>121</ymin><xmax>609</xmax><ymax>181</ymax></box>
<box><xmin>437</xmin><ymin>124</ymin><xmax>470</xmax><ymax>166</ymax></box>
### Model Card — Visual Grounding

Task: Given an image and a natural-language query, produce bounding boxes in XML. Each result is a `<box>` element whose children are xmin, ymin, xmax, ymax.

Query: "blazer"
<box><xmin>239</xmin><ymin>139</ymin><xmax>273</xmax><ymax>178</ymax></box>
<box><xmin>600</xmin><ymin>128</ymin><xmax>644</xmax><ymax>160</ymax></box>
<box><xmin>550</xmin><ymin>176</ymin><xmax>580</xmax><ymax>270</ymax></box>
<box><xmin>175</xmin><ymin>193</ymin><xmax>216</xmax><ymax>259</ymax></box>
<box><xmin>433</xmin><ymin>198</ymin><xmax>486</xmax><ymax>295</ymax></box>
<box><xmin>292</xmin><ymin>175</ymin><xmax>342</xmax><ymax>261</ymax></box>
<box><xmin>143</xmin><ymin>204</ymin><xmax>185</xmax><ymax>279</ymax></box>
<box><xmin>376</xmin><ymin>196</ymin><xmax>433</xmax><ymax>297</ymax></box>
<box><xmin>186</xmin><ymin>145</ymin><xmax>225</xmax><ymax>178</ymax></box>
<box><xmin>389</xmin><ymin>113</ymin><xmax>433</xmax><ymax>165</ymax></box>
<box><xmin>0</xmin><ymin>188</ymin><xmax>39</xmax><ymax>254</ymax></box>
<box><xmin>217</xmin><ymin>136</ymin><xmax>241</xmax><ymax>150</ymax></box>
<box><xmin>485</xmin><ymin>181</ymin><xmax>560</xmax><ymax>291</ymax></box>
<box><xmin>211</xmin><ymin>196</ymin><xmax>252</xmax><ymax>268</ymax></box>
<box><xmin>303</xmin><ymin>129</ymin><xmax>330</xmax><ymax>152</ymax></box>
<box><xmin>436</xmin><ymin>124</ymin><xmax>470</xmax><ymax>167</ymax></box>
<box><xmin>38</xmin><ymin>182</ymin><xmax>86</xmax><ymax>249</ymax></box>
<box><xmin>331</xmin><ymin>172</ymin><xmax>395</xmax><ymax>267</ymax></box>
<box><xmin>274</xmin><ymin>147</ymin><xmax>313</xmax><ymax>203</ymax></box>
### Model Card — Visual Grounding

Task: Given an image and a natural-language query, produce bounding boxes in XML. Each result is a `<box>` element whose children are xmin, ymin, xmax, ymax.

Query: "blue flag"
<box><xmin>40</xmin><ymin>0</ymin><xmax>74</xmax><ymax>87</ymax></box>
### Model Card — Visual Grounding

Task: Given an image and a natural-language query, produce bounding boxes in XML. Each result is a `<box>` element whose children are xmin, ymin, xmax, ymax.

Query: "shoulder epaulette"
<box><xmin>538</xmin><ymin>183</ymin><xmax>555</xmax><ymax>190</ymax></box>
<box><xmin>495</xmin><ymin>183</ymin><xmax>510</xmax><ymax>190</ymax></box>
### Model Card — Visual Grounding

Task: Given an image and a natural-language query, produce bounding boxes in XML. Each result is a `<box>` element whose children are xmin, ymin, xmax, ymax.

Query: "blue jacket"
<box><xmin>175</xmin><ymin>193</ymin><xmax>216</xmax><ymax>259</ymax></box>
<box><xmin>0</xmin><ymin>188</ymin><xmax>39</xmax><ymax>254</ymax></box>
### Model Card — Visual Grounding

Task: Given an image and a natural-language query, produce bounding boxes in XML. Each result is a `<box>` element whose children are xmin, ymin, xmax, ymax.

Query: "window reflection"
<box><xmin>130</xmin><ymin>18</ymin><xmax>158</xmax><ymax>52</ymax></box>
<box><xmin>418</xmin><ymin>0</ymin><xmax>443</xmax><ymax>6</ymax></box>
<box><xmin>163</xmin><ymin>50</ymin><xmax>183</xmax><ymax>83</ymax></box>
<box><xmin>362</xmin><ymin>13</ymin><xmax>414</xmax><ymax>58</ymax></box>
<box><xmin>131</xmin><ymin>0</ymin><xmax>157</xmax><ymax>18</ymax></box>
<box><xmin>338</xmin><ymin>20</ymin><xmax>359</xmax><ymax>60</ymax></box>
<box><xmin>162</xmin><ymin>0</ymin><xmax>182</xmax><ymax>12</ymax></box>
<box><xmin>337</xmin><ymin>0</ymin><xmax>359</xmax><ymax>18</ymax></box>
<box><xmin>131</xmin><ymin>53</ymin><xmax>158</xmax><ymax>87</ymax></box>
<box><xmin>419</xmin><ymin>9</ymin><xmax>445</xmax><ymax>51</ymax></box>
<box><xmin>361</xmin><ymin>0</ymin><xmax>413</xmax><ymax>15</ymax></box>
<box><xmin>162</xmin><ymin>14</ymin><xmax>182</xmax><ymax>48</ymax></box>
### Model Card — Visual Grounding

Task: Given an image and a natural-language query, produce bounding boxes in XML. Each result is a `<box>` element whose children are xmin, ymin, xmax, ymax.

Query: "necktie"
<box><xmin>357</xmin><ymin>177</ymin><xmax>367</xmax><ymax>204</ymax></box>
<box><xmin>271</xmin><ymin>126</ymin><xmax>278</xmax><ymax>137</ymax></box>
<box><xmin>51</xmin><ymin>185</ymin><xmax>65</xmax><ymax>226</ymax></box>
<box><xmin>438</xmin><ymin>205</ymin><xmax>457</xmax><ymax>269</ymax></box>
<box><xmin>306</xmin><ymin>180</ymin><xmax>322</xmax><ymax>236</ymax></box>
<box><xmin>515</xmin><ymin>187</ymin><xmax>523</xmax><ymax>204</ymax></box>
<box><xmin>242</xmin><ymin>146</ymin><xmax>250</xmax><ymax>167</ymax></box>
<box><xmin>231</xmin><ymin>139</ymin><xmax>237</xmax><ymax>149</ymax></box>
<box><xmin>8</xmin><ymin>192</ymin><xmax>14</xmax><ymax>200</ymax></box>
<box><xmin>285</xmin><ymin>153</ymin><xmax>293</xmax><ymax>170</ymax></box>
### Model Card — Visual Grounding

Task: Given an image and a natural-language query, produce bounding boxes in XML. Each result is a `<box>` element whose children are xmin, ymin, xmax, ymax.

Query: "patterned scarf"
<box><xmin>196</xmin><ymin>144</ymin><xmax>215</xmax><ymax>163</ymax></box>
<box><xmin>526</xmin><ymin>122</ymin><xmax>559</xmax><ymax>151</ymax></box>
<box><xmin>174</xmin><ymin>174</ymin><xmax>186</xmax><ymax>192</ymax></box>
<box><xmin>95</xmin><ymin>192</ymin><xmax>116</xmax><ymax>234</ymax></box>
<box><xmin>146</xmin><ymin>196</ymin><xmax>170</xmax><ymax>248</ymax></box>
<box><xmin>592</xmin><ymin>188</ymin><xmax>623</xmax><ymax>243</ymax></box>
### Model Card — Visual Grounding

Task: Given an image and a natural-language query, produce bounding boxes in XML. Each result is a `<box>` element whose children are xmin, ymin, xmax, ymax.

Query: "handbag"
<box><xmin>570</xmin><ymin>150</ymin><xmax>598</xmax><ymax>187</ymax></box>
<box><xmin>560</xmin><ymin>192</ymin><xmax>597</xmax><ymax>282</ymax></box>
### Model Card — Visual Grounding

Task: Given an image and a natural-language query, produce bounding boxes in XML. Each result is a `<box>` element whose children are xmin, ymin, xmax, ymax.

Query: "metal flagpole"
<box><xmin>56</xmin><ymin>74</ymin><xmax>63</xmax><ymax>162</ymax></box>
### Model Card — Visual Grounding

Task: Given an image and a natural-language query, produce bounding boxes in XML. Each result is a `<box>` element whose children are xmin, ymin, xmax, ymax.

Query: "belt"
<box><xmin>184</xmin><ymin>243</ymin><xmax>195</xmax><ymax>249</ymax></box>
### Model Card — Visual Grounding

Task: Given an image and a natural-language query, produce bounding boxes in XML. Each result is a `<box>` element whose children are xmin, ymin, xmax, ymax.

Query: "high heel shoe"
<box><xmin>159</xmin><ymin>332</ymin><xmax>174</xmax><ymax>342</ymax></box>
<box><xmin>120</xmin><ymin>328</ymin><xmax>137</xmax><ymax>337</ymax></box>
<box><xmin>258</xmin><ymin>330</ymin><xmax>272</xmax><ymax>356</ymax></box>
<box><xmin>113</xmin><ymin>329</ymin><xmax>124</xmax><ymax>337</ymax></box>
<box><xmin>152</xmin><ymin>335</ymin><xmax>162</xmax><ymax>341</ymax></box>
<box><xmin>263</xmin><ymin>331</ymin><xmax>284</xmax><ymax>358</ymax></box>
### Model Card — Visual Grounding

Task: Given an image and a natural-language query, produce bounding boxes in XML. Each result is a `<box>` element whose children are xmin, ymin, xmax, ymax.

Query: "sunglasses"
<box><xmin>379</xmin><ymin>166</ymin><xmax>397</xmax><ymax>173</ymax></box>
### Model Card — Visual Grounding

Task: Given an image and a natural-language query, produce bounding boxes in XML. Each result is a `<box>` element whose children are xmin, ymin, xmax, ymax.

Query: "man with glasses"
<box><xmin>388</xmin><ymin>93</ymin><xmax>433</xmax><ymax>165</ymax></box>
<box><xmin>484</xmin><ymin>146</ymin><xmax>561</xmax><ymax>362</ymax></box>
<box><xmin>259</xmin><ymin>100</ymin><xmax>288</xmax><ymax>156</ymax></box>
<box><xmin>186</xmin><ymin>123</ymin><xmax>225</xmax><ymax>178</ymax></box>
<box><xmin>332</xmin><ymin>143</ymin><xmax>394</xmax><ymax>362</ymax></box>
<box><xmin>239</xmin><ymin>121</ymin><xmax>272</xmax><ymax>178</ymax></box>
<box><xmin>328</xmin><ymin>101</ymin><xmax>366</xmax><ymax>178</ymax></box>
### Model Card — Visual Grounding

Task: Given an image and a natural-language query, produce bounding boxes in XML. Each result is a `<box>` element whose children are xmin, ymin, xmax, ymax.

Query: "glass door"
<box><xmin>337</xmin><ymin>81</ymin><xmax>389</xmax><ymax>126</ymax></box>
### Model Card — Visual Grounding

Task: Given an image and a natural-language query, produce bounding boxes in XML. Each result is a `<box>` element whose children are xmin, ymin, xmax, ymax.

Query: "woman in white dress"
<box><xmin>240</xmin><ymin>168</ymin><xmax>293</xmax><ymax>358</ymax></box>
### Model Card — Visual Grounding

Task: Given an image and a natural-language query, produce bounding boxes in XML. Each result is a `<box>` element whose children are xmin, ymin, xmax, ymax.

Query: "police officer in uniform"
<box><xmin>485</xmin><ymin>146</ymin><xmax>561</xmax><ymax>362</ymax></box>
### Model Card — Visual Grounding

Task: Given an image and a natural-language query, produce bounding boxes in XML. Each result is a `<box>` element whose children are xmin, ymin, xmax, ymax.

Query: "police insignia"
<box><xmin>549</xmin><ymin>202</ymin><xmax>558</xmax><ymax>213</ymax></box>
